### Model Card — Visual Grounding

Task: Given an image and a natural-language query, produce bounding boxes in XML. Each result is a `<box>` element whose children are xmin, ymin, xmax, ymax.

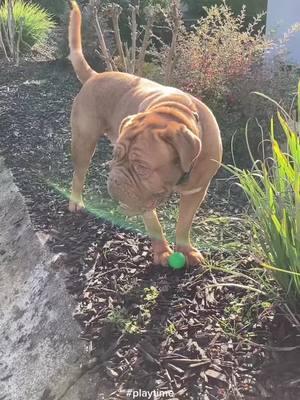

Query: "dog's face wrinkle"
<box><xmin>150</xmin><ymin>107</ymin><xmax>200</xmax><ymax>135</ymax></box>
<box><xmin>141</xmin><ymin>122</ymin><xmax>168</xmax><ymax>131</ymax></box>
<box><xmin>108</xmin><ymin>113</ymin><xmax>194</xmax><ymax>213</ymax></box>
<box><xmin>108</xmin><ymin>162</ymin><xmax>171</xmax><ymax>215</ymax></box>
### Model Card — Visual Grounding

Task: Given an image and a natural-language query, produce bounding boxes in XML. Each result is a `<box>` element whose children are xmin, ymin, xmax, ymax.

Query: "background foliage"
<box><xmin>0</xmin><ymin>0</ymin><xmax>55</xmax><ymax>51</ymax></box>
<box><xmin>159</xmin><ymin>2</ymin><xmax>298</xmax><ymax>167</ymax></box>
<box><xmin>31</xmin><ymin>0</ymin><xmax>68</xmax><ymax>20</ymax></box>
<box><xmin>227</xmin><ymin>90</ymin><xmax>300</xmax><ymax>304</ymax></box>
<box><xmin>182</xmin><ymin>0</ymin><xmax>268</xmax><ymax>21</ymax></box>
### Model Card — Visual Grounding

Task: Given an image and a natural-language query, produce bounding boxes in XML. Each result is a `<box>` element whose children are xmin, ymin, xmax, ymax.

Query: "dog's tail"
<box><xmin>68</xmin><ymin>1</ymin><xmax>96</xmax><ymax>84</ymax></box>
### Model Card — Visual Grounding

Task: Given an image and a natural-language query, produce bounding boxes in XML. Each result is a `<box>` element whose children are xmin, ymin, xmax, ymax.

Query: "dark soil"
<box><xmin>0</xmin><ymin>59</ymin><xmax>300</xmax><ymax>400</ymax></box>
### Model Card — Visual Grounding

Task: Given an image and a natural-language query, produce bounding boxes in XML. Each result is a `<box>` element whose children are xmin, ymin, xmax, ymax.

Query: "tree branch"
<box><xmin>128</xmin><ymin>4</ymin><xmax>139</xmax><ymax>74</ymax></box>
<box><xmin>108</xmin><ymin>3</ymin><xmax>128</xmax><ymax>72</ymax></box>
<box><xmin>15</xmin><ymin>17</ymin><xmax>24</xmax><ymax>66</ymax></box>
<box><xmin>0</xmin><ymin>19</ymin><xmax>10</xmax><ymax>61</ymax></box>
<box><xmin>136</xmin><ymin>6</ymin><xmax>155</xmax><ymax>76</ymax></box>
<box><xmin>92</xmin><ymin>1</ymin><xmax>115</xmax><ymax>71</ymax></box>
<box><xmin>164</xmin><ymin>0</ymin><xmax>180</xmax><ymax>85</ymax></box>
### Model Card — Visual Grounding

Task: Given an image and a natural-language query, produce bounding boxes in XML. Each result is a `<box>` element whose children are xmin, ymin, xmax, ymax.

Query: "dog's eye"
<box><xmin>133</xmin><ymin>162</ymin><xmax>152</xmax><ymax>178</ymax></box>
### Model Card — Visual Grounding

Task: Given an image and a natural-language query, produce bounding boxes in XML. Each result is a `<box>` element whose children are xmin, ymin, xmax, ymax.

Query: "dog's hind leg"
<box><xmin>69</xmin><ymin>125</ymin><xmax>100</xmax><ymax>212</ymax></box>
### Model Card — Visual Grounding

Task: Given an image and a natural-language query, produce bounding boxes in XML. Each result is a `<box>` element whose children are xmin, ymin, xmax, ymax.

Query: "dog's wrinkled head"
<box><xmin>107</xmin><ymin>107</ymin><xmax>201</xmax><ymax>215</ymax></box>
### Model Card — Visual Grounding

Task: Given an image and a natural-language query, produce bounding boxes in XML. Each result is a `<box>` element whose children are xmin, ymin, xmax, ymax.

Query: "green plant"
<box><xmin>139</xmin><ymin>304</ymin><xmax>151</xmax><ymax>320</ymax></box>
<box><xmin>107</xmin><ymin>308</ymin><xmax>127</xmax><ymax>328</ymax></box>
<box><xmin>227</xmin><ymin>84</ymin><xmax>300</xmax><ymax>303</ymax></box>
<box><xmin>143</xmin><ymin>286</ymin><xmax>159</xmax><ymax>303</ymax></box>
<box><xmin>124</xmin><ymin>320</ymin><xmax>140</xmax><ymax>334</ymax></box>
<box><xmin>107</xmin><ymin>308</ymin><xmax>140</xmax><ymax>334</ymax></box>
<box><xmin>0</xmin><ymin>0</ymin><xmax>55</xmax><ymax>51</ymax></box>
<box><xmin>166</xmin><ymin>1</ymin><xmax>299</xmax><ymax>168</ymax></box>
<box><xmin>172</xmin><ymin>2</ymin><xmax>269</xmax><ymax>100</ymax></box>
<box><xmin>219</xmin><ymin>58</ymin><xmax>299</xmax><ymax>167</ymax></box>
<box><xmin>165</xmin><ymin>322</ymin><xmax>177</xmax><ymax>336</ymax></box>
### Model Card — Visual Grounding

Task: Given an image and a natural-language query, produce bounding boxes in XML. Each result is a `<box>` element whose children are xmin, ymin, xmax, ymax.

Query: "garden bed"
<box><xmin>0</xmin><ymin>59</ymin><xmax>299</xmax><ymax>400</ymax></box>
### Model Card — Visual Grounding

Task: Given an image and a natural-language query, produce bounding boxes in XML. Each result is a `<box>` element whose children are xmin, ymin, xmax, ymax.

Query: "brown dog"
<box><xmin>68</xmin><ymin>2</ymin><xmax>222</xmax><ymax>267</ymax></box>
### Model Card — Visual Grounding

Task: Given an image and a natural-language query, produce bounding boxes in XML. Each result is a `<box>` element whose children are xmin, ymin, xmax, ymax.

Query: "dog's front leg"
<box><xmin>143</xmin><ymin>210</ymin><xmax>173</xmax><ymax>266</ymax></box>
<box><xmin>69</xmin><ymin>127</ymin><xmax>98</xmax><ymax>212</ymax></box>
<box><xmin>175</xmin><ymin>184</ymin><xmax>210</xmax><ymax>267</ymax></box>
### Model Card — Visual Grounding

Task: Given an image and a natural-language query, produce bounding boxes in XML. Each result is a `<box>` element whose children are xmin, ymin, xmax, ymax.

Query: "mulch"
<box><xmin>0</xmin><ymin>59</ymin><xmax>300</xmax><ymax>400</ymax></box>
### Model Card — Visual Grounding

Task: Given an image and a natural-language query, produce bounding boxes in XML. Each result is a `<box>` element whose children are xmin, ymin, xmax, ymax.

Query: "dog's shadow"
<box><xmin>55</xmin><ymin>205</ymin><xmax>200</xmax><ymax>397</ymax></box>
<box><xmin>77</xmin><ymin>225</ymin><xmax>192</xmax><ymax>396</ymax></box>
<box><xmin>96</xmin><ymin>266</ymin><xmax>183</xmax><ymax>394</ymax></box>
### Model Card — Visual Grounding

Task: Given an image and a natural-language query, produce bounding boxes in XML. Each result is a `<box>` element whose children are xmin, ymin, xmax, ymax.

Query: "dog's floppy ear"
<box><xmin>165</xmin><ymin>125</ymin><xmax>201</xmax><ymax>172</ymax></box>
<box><xmin>119</xmin><ymin>115</ymin><xmax>134</xmax><ymax>134</ymax></box>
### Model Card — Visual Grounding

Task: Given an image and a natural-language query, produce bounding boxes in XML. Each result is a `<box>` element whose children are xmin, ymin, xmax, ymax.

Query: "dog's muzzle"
<box><xmin>107</xmin><ymin>168</ymin><xmax>148</xmax><ymax>215</ymax></box>
<box><xmin>108</xmin><ymin>168</ymin><xmax>169</xmax><ymax>215</ymax></box>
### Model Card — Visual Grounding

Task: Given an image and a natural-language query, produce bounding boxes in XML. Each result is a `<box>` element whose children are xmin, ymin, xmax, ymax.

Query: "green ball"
<box><xmin>168</xmin><ymin>252</ymin><xmax>186</xmax><ymax>269</ymax></box>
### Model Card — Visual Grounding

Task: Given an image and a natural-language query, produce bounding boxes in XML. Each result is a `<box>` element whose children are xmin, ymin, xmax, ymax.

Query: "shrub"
<box><xmin>172</xmin><ymin>2</ymin><xmax>269</xmax><ymax>100</ymax></box>
<box><xmin>98</xmin><ymin>0</ymin><xmax>168</xmax><ymax>45</ymax></box>
<box><xmin>224</xmin><ymin>59</ymin><xmax>299</xmax><ymax>164</ymax></box>
<box><xmin>0</xmin><ymin>0</ymin><xmax>55</xmax><ymax>52</ymax></box>
<box><xmin>227</xmin><ymin>86</ymin><xmax>300</xmax><ymax>304</ymax></box>
<box><xmin>160</xmin><ymin>1</ymin><xmax>299</xmax><ymax>167</ymax></box>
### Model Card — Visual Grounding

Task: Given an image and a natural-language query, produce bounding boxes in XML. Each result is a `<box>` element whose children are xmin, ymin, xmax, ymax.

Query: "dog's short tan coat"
<box><xmin>68</xmin><ymin>2</ymin><xmax>222</xmax><ymax>266</ymax></box>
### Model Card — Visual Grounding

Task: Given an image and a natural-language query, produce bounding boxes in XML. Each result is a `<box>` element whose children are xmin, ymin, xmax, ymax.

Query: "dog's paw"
<box><xmin>69</xmin><ymin>200</ymin><xmax>85</xmax><ymax>213</ymax></box>
<box><xmin>175</xmin><ymin>245</ymin><xmax>205</xmax><ymax>268</ymax></box>
<box><xmin>152</xmin><ymin>240</ymin><xmax>173</xmax><ymax>267</ymax></box>
<box><xmin>153</xmin><ymin>250</ymin><xmax>173</xmax><ymax>267</ymax></box>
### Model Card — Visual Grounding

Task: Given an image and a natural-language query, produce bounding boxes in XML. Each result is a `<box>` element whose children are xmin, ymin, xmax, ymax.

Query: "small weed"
<box><xmin>107</xmin><ymin>308</ymin><xmax>140</xmax><ymax>334</ymax></box>
<box><xmin>143</xmin><ymin>286</ymin><xmax>159</xmax><ymax>303</ymax></box>
<box><xmin>107</xmin><ymin>308</ymin><xmax>128</xmax><ymax>329</ymax></box>
<box><xmin>139</xmin><ymin>304</ymin><xmax>151</xmax><ymax>320</ymax></box>
<box><xmin>165</xmin><ymin>322</ymin><xmax>177</xmax><ymax>336</ymax></box>
<box><xmin>124</xmin><ymin>320</ymin><xmax>140</xmax><ymax>334</ymax></box>
<box><xmin>107</xmin><ymin>288</ymin><xmax>160</xmax><ymax>334</ymax></box>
